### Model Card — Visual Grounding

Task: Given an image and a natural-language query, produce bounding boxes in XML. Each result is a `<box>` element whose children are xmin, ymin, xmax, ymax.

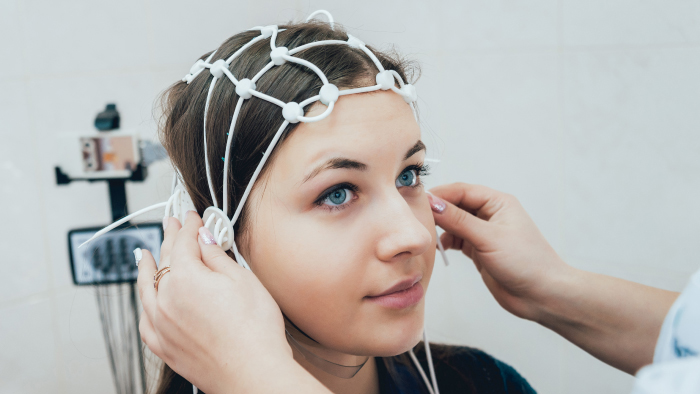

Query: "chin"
<box><xmin>364</xmin><ymin>310</ymin><xmax>426</xmax><ymax>357</ymax></box>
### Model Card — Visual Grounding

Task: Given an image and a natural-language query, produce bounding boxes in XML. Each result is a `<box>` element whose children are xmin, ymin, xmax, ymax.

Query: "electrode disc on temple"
<box><xmin>202</xmin><ymin>207</ymin><xmax>234</xmax><ymax>250</ymax></box>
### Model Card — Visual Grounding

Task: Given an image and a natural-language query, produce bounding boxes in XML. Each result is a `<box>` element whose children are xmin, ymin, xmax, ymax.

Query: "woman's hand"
<box><xmin>428</xmin><ymin>183</ymin><xmax>678</xmax><ymax>374</ymax></box>
<box><xmin>136</xmin><ymin>211</ymin><xmax>328</xmax><ymax>394</ymax></box>
<box><xmin>428</xmin><ymin>183</ymin><xmax>570</xmax><ymax>321</ymax></box>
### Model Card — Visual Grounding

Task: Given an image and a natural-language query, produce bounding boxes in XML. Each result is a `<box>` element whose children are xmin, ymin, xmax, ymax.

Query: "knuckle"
<box><xmin>503</xmin><ymin>193</ymin><xmax>518</xmax><ymax>203</ymax></box>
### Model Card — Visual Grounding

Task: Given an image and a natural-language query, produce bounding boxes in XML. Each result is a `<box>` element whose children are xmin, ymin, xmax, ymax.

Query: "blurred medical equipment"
<box><xmin>56</xmin><ymin>103</ymin><xmax>167</xmax><ymax>394</ymax></box>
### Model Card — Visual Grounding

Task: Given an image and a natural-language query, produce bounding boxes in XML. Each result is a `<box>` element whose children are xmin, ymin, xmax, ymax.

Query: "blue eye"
<box><xmin>396</xmin><ymin>169</ymin><xmax>417</xmax><ymax>188</ymax></box>
<box><xmin>324</xmin><ymin>188</ymin><xmax>352</xmax><ymax>206</ymax></box>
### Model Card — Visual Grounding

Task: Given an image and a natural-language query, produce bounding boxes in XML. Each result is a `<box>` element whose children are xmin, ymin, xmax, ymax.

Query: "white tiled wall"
<box><xmin>1</xmin><ymin>1</ymin><xmax>698</xmax><ymax>393</ymax></box>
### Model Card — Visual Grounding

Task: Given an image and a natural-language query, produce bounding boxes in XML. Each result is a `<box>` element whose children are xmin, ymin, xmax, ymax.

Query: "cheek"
<box><xmin>248</xmin><ymin>207</ymin><xmax>373</xmax><ymax>340</ymax></box>
<box><xmin>247</xmin><ymin>191</ymin><xmax>438</xmax><ymax>356</ymax></box>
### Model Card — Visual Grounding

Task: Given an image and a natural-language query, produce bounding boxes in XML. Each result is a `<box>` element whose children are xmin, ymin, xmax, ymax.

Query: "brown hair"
<box><xmin>153</xmin><ymin>20</ymin><xmax>418</xmax><ymax>394</ymax></box>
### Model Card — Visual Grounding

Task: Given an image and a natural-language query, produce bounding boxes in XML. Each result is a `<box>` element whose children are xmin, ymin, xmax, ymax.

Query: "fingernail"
<box><xmin>162</xmin><ymin>217</ymin><xmax>169</xmax><ymax>230</ymax></box>
<box><xmin>133</xmin><ymin>248</ymin><xmax>142</xmax><ymax>267</ymax></box>
<box><xmin>185</xmin><ymin>210</ymin><xmax>197</xmax><ymax>225</ymax></box>
<box><xmin>199</xmin><ymin>227</ymin><xmax>217</xmax><ymax>245</ymax></box>
<box><xmin>427</xmin><ymin>193</ymin><xmax>446</xmax><ymax>213</ymax></box>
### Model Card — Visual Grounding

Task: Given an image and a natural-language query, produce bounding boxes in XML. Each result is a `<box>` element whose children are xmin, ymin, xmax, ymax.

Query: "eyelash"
<box><xmin>313</xmin><ymin>163</ymin><xmax>431</xmax><ymax>212</ymax></box>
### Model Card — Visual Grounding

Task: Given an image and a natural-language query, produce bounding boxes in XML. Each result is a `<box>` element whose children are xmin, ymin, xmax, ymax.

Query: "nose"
<box><xmin>373</xmin><ymin>190</ymin><xmax>433</xmax><ymax>263</ymax></box>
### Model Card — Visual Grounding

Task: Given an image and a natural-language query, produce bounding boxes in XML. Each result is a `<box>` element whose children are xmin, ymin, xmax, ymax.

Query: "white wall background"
<box><xmin>1</xmin><ymin>0</ymin><xmax>699</xmax><ymax>393</ymax></box>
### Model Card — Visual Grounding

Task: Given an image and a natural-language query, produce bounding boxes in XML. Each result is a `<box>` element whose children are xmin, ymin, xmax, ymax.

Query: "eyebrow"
<box><xmin>404</xmin><ymin>140</ymin><xmax>426</xmax><ymax>161</ymax></box>
<box><xmin>302</xmin><ymin>140</ymin><xmax>426</xmax><ymax>184</ymax></box>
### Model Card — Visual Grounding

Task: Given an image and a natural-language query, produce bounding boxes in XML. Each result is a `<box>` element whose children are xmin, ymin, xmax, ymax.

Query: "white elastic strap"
<box><xmin>222</xmin><ymin>98</ymin><xmax>245</xmax><ymax>215</ymax></box>
<box><xmin>409</xmin><ymin>348</ymin><xmax>436</xmax><ymax>394</ymax></box>
<box><xmin>435</xmin><ymin>228</ymin><xmax>449</xmax><ymax>266</ymax></box>
<box><xmin>170</xmin><ymin>172</ymin><xmax>178</xmax><ymax>194</ymax></box>
<box><xmin>252</xmin><ymin>62</ymin><xmax>275</xmax><ymax>83</ymax></box>
<box><xmin>231</xmin><ymin>121</ymin><xmax>289</xmax><ymax>224</ymax></box>
<box><xmin>249</xmin><ymin>89</ymin><xmax>286</xmax><ymax>108</ymax></box>
<box><xmin>298</xmin><ymin>100</ymin><xmax>334</xmax><ymax>123</ymax></box>
<box><xmin>203</xmin><ymin>77</ymin><xmax>220</xmax><ymax>208</ymax></box>
<box><xmin>288</xmin><ymin>40</ymin><xmax>348</xmax><ymax>55</ymax></box>
<box><xmin>269</xmin><ymin>26</ymin><xmax>280</xmax><ymax>50</ymax></box>
<box><xmin>358</xmin><ymin>45</ymin><xmax>385</xmax><ymax>73</ymax></box>
<box><xmin>305</xmin><ymin>9</ymin><xmax>335</xmax><ymax>29</ymax></box>
<box><xmin>338</xmin><ymin>85</ymin><xmax>382</xmax><ymax>96</ymax></box>
<box><xmin>163</xmin><ymin>188</ymin><xmax>179</xmax><ymax>220</ymax></box>
<box><xmin>407</xmin><ymin>327</ymin><xmax>440</xmax><ymax>394</ymax></box>
<box><xmin>79</xmin><ymin>202</ymin><xmax>168</xmax><ymax>248</ymax></box>
<box><xmin>423</xmin><ymin>329</ymin><xmax>440</xmax><ymax>394</ymax></box>
<box><xmin>225</xmin><ymin>34</ymin><xmax>266</xmax><ymax>65</ymax></box>
<box><xmin>282</xmin><ymin>55</ymin><xmax>330</xmax><ymax>85</ymax></box>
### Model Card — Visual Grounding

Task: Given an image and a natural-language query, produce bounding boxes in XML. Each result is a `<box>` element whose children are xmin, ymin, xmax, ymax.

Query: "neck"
<box><xmin>289</xmin><ymin>340</ymin><xmax>380</xmax><ymax>394</ymax></box>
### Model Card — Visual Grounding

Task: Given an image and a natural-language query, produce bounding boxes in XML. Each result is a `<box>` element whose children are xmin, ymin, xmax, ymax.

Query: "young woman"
<box><xmin>138</xmin><ymin>16</ymin><xmax>536</xmax><ymax>394</ymax></box>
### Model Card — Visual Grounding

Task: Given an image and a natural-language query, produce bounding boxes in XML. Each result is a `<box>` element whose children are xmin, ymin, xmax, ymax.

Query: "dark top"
<box><xmin>377</xmin><ymin>343</ymin><xmax>536</xmax><ymax>394</ymax></box>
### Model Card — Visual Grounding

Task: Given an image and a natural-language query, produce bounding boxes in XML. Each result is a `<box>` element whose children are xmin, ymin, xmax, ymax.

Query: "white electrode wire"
<box><xmin>388</xmin><ymin>70</ymin><xmax>406</xmax><ymax>87</ymax></box>
<box><xmin>409</xmin><ymin>348</ymin><xmax>436</xmax><ymax>394</ymax></box>
<box><xmin>282</xmin><ymin>55</ymin><xmax>329</xmax><ymax>85</ymax></box>
<box><xmin>164</xmin><ymin>189</ymin><xmax>179</xmax><ymax>220</ymax></box>
<box><xmin>203</xmin><ymin>77</ymin><xmax>220</xmax><ymax>209</ymax></box>
<box><xmin>435</xmin><ymin>229</ymin><xmax>449</xmax><ymax>266</ymax></box>
<box><xmin>298</xmin><ymin>100</ymin><xmax>334</xmax><ymax>123</ymax></box>
<box><xmin>299</xmin><ymin>95</ymin><xmax>320</xmax><ymax>107</ymax></box>
<box><xmin>305</xmin><ymin>9</ymin><xmax>335</xmax><ymax>29</ymax></box>
<box><xmin>423</xmin><ymin>329</ymin><xmax>440</xmax><ymax>394</ymax></box>
<box><xmin>425</xmin><ymin>192</ymin><xmax>450</xmax><ymax>267</ymax></box>
<box><xmin>170</xmin><ymin>172</ymin><xmax>178</xmax><ymax>194</ymax></box>
<box><xmin>252</xmin><ymin>62</ymin><xmax>275</xmax><ymax>83</ymax></box>
<box><xmin>186</xmin><ymin>50</ymin><xmax>218</xmax><ymax>82</ymax></box>
<box><xmin>222</xmin><ymin>98</ymin><xmax>245</xmax><ymax>215</ymax></box>
<box><xmin>250</xmin><ymin>89</ymin><xmax>286</xmax><ymax>108</ymax></box>
<box><xmin>288</xmin><ymin>40</ymin><xmax>348</xmax><ymax>55</ymax></box>
<box><xmin>78</xmin><ymin>202</ymin><xmax>168</xmax><ymax>248</ymax></box>
<box><xmin>225</xmin><ymin>34</ymin><xmax>266</xmax><ymax>65</ymax></box>
<box><xmin>222</xmin><ymin>68</ymin><xmax>239</xmax><ymax>85</ymax></box>
<box><xmin>231</xmin><ymin>240</ymin><xmax>250</xmax><ymax>270</ymax></box>
<box><xmin>390</xmin><ymin>86</ymin><xmax>404</xmax><ymax>96</ymax></box>
<box><xmin>269</xmin><ymin>26</ymin><xmax>280</xmax><ymax>50</ymax></box>
<box><xmin>359</xmin><ymin>46</ymin><xmax>385</xmax><ymax>73</ymax></box>
<box><xmin>230</xmin><ymin>120</ymin><xmax>289</xmax><ymax>224</ymax></box>
<box><xmin>338</xmin><ymin>85</ymin><xmax>382</xmax><ymax>96</ymax></box>
<box><xmin>410</xmin><ymin>101</ymin><xmax>419</xmax><ymax>123</ymax></box>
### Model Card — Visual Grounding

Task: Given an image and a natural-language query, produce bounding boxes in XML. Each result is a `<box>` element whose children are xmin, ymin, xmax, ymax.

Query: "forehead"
<box><xmin>276</xmin><ymin>91</ymin><xmax>420</xmax><ymax>169</ymax></box>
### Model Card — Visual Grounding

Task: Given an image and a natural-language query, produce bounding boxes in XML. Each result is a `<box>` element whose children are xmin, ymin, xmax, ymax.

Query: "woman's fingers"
<box><xmin>170</xmin><ymin>211</ymin><xmax>205</xmax><ymax>268</ymax></box>
<box><xmin>139</xmin><ymin>311</ymin><xmax>163</xmax><ymax>358</ymax></box>
<box><xmin>137</xmin><ymin>249</ymin><xmax>158</xmax><ymax>321</ymax></box>
<box><xmin>159</xmin><ymin>217</ymin><xmax>183</xmax><ymax>268</ymax></box>
<box><xmin>198</xmin><ymin>227</ymin><xmax>241</xmax><ymax>274</ymax></box>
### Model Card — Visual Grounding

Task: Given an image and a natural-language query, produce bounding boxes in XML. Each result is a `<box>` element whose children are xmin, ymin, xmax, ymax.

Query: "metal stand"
<box><xmin>57</xmin><ymin>166</ymin><xmax>149</xmax><ymax>394</ymax></box>
<box><xmin>107</xmin><ymin>179</ymin><xmax>147</xmax><ymax>394</ymax></box>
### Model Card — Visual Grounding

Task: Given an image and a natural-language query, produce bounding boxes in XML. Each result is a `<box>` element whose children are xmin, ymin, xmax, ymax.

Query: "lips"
<box><xmin>365</xmin><ymin>275</ymin><xmax>424</xmax><ymax>309</ymax></box>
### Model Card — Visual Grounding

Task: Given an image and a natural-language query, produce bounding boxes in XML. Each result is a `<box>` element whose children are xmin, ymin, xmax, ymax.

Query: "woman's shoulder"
<box><xmin>379</xmin><ymin>343</ymin><xmax>536</xmax><ymax>394</ymax></box>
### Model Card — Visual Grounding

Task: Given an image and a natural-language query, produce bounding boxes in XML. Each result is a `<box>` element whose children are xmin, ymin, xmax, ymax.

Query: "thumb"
<box><xmin>429</xmin><ymin>193</ymin><xmax>493</xmax><ymax>251</ymax></box>
<box><xmin>197</xmin><ymin>227</ymin><xmax>241</xmax><ymax>274</ymax></box>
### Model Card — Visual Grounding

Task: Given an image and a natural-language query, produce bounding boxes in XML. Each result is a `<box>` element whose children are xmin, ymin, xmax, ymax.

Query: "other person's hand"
<box><xmin>428</xmin><ymin>183</ymin><xmax>679</xmax><ymax>375</ymax></box>
<box><xmin>428</xmin><ymin>183</ymin><xmax>571</xmax><ymax>322</ymax></box>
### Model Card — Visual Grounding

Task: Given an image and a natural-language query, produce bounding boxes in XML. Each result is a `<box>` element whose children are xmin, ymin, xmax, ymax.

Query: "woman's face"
<box><xmin>245</xmin><ymin>90</ymin><xmax>436</xmax><ymax>357</ymax></box>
